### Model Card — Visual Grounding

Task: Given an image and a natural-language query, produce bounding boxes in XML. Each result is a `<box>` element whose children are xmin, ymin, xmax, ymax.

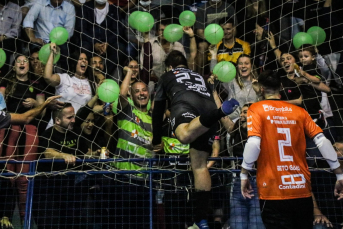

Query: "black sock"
<box><xmin>194</xmin><ymin>190</ymin><xmax>211</xmax><ymax>222</ymax></box>
<box><xmin>199</xmin><ymin>108</ymin><xmax>226</xmax><ymax>128</ymax></box>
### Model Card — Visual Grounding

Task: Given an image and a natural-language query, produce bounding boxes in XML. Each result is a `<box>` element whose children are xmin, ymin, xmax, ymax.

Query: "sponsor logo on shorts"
<box><xmin>181</xmin><ymin>112</ymin><xmax>197</xmax><ymax>119</ymax></box>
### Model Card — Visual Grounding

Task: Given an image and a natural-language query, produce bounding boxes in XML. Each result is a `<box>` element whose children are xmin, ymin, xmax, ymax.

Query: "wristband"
<box><xmin>336</xmin><ymin>173</ymin><xmax>343</xmax><ymax>181</ymax></box>
<box><xmin>240</xmin><ymin>173</ymin><xmax>248</xmax><ymax>180</ymax></box>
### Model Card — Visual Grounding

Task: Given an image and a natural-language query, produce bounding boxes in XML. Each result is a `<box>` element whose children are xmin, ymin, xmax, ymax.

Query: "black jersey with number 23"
<box><xmin>155</xmin><ymin>67</ymin><xmax>215</xmax><ymax>107</ymax></box>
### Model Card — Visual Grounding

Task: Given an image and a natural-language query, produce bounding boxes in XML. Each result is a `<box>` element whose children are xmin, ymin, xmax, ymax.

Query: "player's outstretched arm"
<box><xmin>10</xmin><ymin>95</ymin><xmax>62</xmax><ymax>125</ymax></box>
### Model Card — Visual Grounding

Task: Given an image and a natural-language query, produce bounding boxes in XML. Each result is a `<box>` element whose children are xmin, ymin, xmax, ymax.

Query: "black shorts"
<box><xmin>259</xmin><ymin>197</ymin><xmax>313</xmax><ymax>229</ymax></box>
<box><xmin>170</xmin><ymin>101</ymin><xmax>218</xmax><ymax>152</ymax></box>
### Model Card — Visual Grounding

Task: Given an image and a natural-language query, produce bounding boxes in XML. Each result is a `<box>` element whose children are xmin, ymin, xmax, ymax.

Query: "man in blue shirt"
<box><xmin>0</xmin><ymin>1</ymin><xmax>22</xmax><ymax>75</ymax></box>
<box><xmin>23</xmin><ymin>0</ymin><xmax>75</xmax><ymax>71</ymax></box>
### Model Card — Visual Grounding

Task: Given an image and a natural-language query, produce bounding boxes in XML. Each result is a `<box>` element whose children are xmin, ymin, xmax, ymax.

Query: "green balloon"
<box><xmin>204</xmin><ymin>24</ymin><xmax>224</xmax><ymax>45</ymax></box>
<box><xmin>112</xmin><ymin>98</ymin><xmax>119</xmax><ymax>115</ymax></box>
<box><xmin>213</xmin><ymin>61</ymin><xmax>236</xmax><ymax>83</ymax></box>
<box><xmin>179</xmin><ymin>10</ymin><xmax>196</xmax><ymax>27</ymax></box>
<box><xmin>0</xmin><ymin>49</ymin><xmax>6</xmax><ymax>69</ymax></box>
<box><xmin>50</xmin><ymin>27</ymin><xmax>69</xmax><ymax>45</ymax></box>
<box><xmin>307</xmin><ymin>26</ymin><xmax>326</xmax><ymax>46</ymax></box>
<box><xmin>38</xmin><ymin>44</ymin><xmax>60</xmax><ymax>65</ymax></box>
<box><xmin>98</xmin><ymin>79</ymin><xmax>120</xmax><ymax>103</ymax></box>
<box><xmin>134</xmin><ymin>12</ymin><xmax>154</xmax><ymax>32</ymax></box>
<box><xmin>293</xmin><ymin>32</ymin><xmax>314</xmax><ymax>49</ymax></box>
<box><xmin>129</xmin><ymin>11</ymin><xmax>141</xmax><ymax>29</ymax></box>
<box><xmin>163</xmin><ymin>24</ymin><xmax>183</xmax><ymax>42</ymax></box>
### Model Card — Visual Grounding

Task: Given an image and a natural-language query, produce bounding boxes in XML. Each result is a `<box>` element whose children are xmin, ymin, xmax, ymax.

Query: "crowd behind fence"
<box><xmin>0</xmin><ymin>157</ymin><xmax>341</xmax><ymax>229</ymax></box>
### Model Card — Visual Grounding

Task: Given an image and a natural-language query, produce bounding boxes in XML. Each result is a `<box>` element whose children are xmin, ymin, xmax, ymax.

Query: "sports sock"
<box><xmin>193</xmin><ymin>190</ymin><xmax>211</xmax><ymax>222</ymax></box>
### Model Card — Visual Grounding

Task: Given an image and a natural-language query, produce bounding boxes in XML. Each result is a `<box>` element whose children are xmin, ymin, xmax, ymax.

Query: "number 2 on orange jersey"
<box><xmin>277</xmin><ymin>128</ymin><xmax>293</xmax><ymax>162</ymax></box>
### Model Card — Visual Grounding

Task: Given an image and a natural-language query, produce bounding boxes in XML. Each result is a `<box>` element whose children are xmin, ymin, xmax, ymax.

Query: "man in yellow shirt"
<box><xmin>209</xmin><ymin>18</ymin><xmax>251</xmax><ymax>64</ymax></box>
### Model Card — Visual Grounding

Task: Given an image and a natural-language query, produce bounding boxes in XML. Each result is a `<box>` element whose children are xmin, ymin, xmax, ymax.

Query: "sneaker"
<box><xmin>188</xmin><ymin>219</ymin><xmax>209</xmax><ymax>229</ymax></box>
<box><xmin>221</xmin><ymin>99</ymin><xmax>239</xmax><ymax>115</ymax></box>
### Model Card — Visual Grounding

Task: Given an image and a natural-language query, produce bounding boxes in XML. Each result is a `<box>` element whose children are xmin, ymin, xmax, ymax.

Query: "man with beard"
<box><xmin>209</xmin><ymin>18</ymin><xmax>251</xmax><ymax>65</ymax></box>
<box><xmin>113</xmin><ymin>65</ymin><xmax>153</xmax><ymax>172</ymax></box>
<box><xmin>34</xmin><ymin>103</ymin><xmax>100</xmax><ymax>228</ymax></box>
<box><xmin>109</xmin><ymin>64</ymin><xmax>153</xmax><ymax>228</ymax></box>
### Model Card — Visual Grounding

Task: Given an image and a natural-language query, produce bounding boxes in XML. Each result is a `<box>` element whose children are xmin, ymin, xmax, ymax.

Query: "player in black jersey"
<box><xmin>152</xmin><ymin>50</ymin><xmax>239</xmax><ymax>229</ymax></box>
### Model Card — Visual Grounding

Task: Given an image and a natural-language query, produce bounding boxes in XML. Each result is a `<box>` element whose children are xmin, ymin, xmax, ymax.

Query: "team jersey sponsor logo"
<box><xmin>135</xmin><ymin>116</ymin><xmax>140</xmax><ymax>123</ymax></box>
<box><xmin>131</xmin><ymin>129</ymin><xmax>150</xmax><ymax>144</ymax></box>
<box><xmin>131</xmin><ymin>129</ymin><xmax>138</xmax><ymax>138</ymax></box>
<box><xmin>267</xmin><ymin>115</ymin><xmax>296</xmax><ymax>124</ymax></box>
<box><xmin>279</xmin><ymin>174</ymin><xmax>306</xmax><ymax>190</ymax></box>
<box><xmin>262</xmin><ymin>104</ymin><xmax>293</xmax><ymax>112</ymax></box>
<box><xmin>169</xmin><ymin>143</ymin><xmax>175</xmax><ymax>150</ymax></box>
<box><xmin>181</xmin><ymin>112</ymin><xmax>197</xmax><ymax>119</ymax></box>
<box><xmin>277</xmin><ymin>165</ymin><xmax>300</xmax><ymax>171</ymax></box>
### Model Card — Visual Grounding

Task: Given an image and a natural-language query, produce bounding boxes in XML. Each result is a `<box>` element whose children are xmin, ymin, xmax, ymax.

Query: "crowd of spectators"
<box><xmin>0</xmin><ymin>0</ymin><xmax>343</xmax><ymax>228</ymax></box>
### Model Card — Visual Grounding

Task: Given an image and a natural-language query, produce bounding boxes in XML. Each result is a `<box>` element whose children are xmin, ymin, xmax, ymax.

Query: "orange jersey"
<box><xmin>247</xmin><ymin>100</ymin><xmax>322</xmax><ymax>200</ymax></box>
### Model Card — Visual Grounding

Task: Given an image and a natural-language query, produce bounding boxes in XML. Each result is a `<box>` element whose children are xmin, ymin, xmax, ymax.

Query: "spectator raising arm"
<box><xmin>266</xmin><ymin>31</ymin><xmax>281</xmax><ymax>63</ymax></box>
<box><xmin>119</xmin><ymin>66</ymin><xmax>134</xmax><ymax>109</ymax></box>
<box><xmin>43</xmin><ymin>43</ymin><xmax>61</xmax><ymax>87</ymax></box>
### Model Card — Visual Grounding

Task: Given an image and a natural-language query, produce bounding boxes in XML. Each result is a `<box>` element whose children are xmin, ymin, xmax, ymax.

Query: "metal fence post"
<box><xmin>24</xmin><ymin>161</ymin><xmax>36</xmax><ymax>229</ymax></box>
<box><xmin>149</xmin><ymin>159</ymin><xmax>153</xmax><ymax>229</ymax></box>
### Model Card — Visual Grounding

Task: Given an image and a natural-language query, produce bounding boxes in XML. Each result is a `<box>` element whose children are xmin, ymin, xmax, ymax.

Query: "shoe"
<box><xmin>188</xmin><ymin>219</ymin><xmax>209</xmax><ymax>229</ymax></box>
<box><xmin>221</xmin><ymin>99</ymin><xmax>239</xmax><ymax>115</ymax></box>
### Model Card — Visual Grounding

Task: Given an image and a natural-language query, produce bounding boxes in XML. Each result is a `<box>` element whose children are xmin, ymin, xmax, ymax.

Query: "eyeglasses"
<box><xmin>16</xmin><ymin>59</ymin><xmax>28</xmax><ymax>64</ymax></box>
<box><xmin>128</xmin><ymin>65</ymin><xmax>139</xmax><ymax>69</ymax></box>
<box><xmin>29</xmin><ymin>57</ymin><xmax>39</xmax><ymax>61</ymax></box>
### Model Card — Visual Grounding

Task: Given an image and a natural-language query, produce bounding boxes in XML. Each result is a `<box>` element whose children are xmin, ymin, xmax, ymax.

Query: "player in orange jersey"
<box><xmin>240</xmin><ymin>70</ymin><xmax>343</xmax><ymax>229</ymax></box>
